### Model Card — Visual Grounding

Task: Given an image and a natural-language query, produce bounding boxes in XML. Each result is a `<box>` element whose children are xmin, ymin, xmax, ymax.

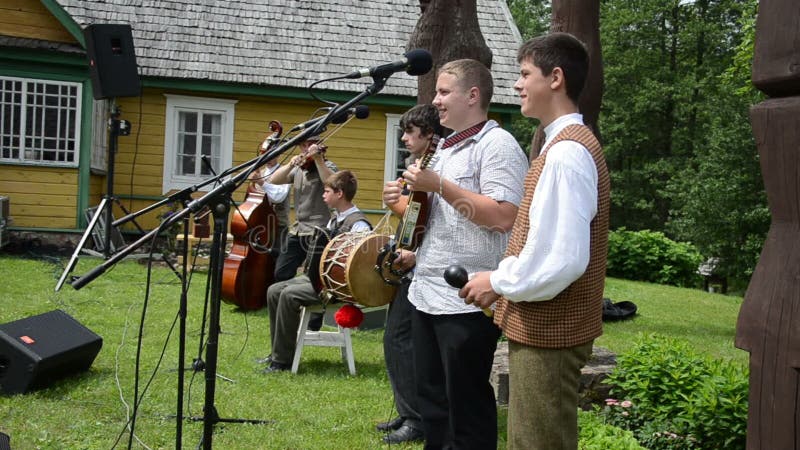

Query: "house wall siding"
<box><xmin>0</xmin><ymin>165</ymin><xmax>78</xmax><ymax>228</ymax></box>
<box><xmin>0</xmin><ymin>0</ymin><xmax>76</xmax><ymax>44</ymax></box>
<box><xmin>109</xmin><ymin>91</ymin><xmax>402</xmax><ymax>232</ymax></box>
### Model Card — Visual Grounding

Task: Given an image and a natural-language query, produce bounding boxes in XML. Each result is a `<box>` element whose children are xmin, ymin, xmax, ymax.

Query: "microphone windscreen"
<box><xmin>405</xmin><ymin>49</ymin><xmax>433</xmax><ymax>76</ymax></box>
<box><xmin>354</xmin><ymin>105</ymin><xmax>370</xmax><ymax>119</ymax></box>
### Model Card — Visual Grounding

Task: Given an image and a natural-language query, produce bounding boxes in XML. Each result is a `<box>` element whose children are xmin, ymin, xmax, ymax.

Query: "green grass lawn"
<box><xmin>0</xmin><ymin>254</ymin><xmax>747</xmax><ymax>449</ymax></box>
<box><xmin>598</xmin><ymin>277</ymin><xmax>747</xmax><ymax>364</ymax></box>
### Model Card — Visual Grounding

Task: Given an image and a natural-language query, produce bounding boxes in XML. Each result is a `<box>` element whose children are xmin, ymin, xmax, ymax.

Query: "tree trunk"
<box><xmin>530</xmin><ymin>0</ymin><xmax>602</xmax><ymax>159</ymax></box>
<box><xmin>407</xmin><ymin>0</ymin><xmax>493</xmax><ymax>105</ymax></box>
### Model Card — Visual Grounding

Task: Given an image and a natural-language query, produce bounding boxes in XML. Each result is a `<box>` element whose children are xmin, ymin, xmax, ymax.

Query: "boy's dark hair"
<box><xmin>517</xmin><ymin>32</ymin><xmax>589</xmax><ymax>104</ymax></box>
<box><xmin>325</xmin><ymin>170</ymin><xmax>358</xmax><ymax>201</ymax></box>
<box><xmin>399</xmin><ymin>104</ymin><xmax>443</xmax><ymax>137</ymax></box>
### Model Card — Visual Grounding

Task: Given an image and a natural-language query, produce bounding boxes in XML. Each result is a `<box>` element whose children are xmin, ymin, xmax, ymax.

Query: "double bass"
<box><xmin>220</xmin><ymin>121</ymin><xmax>283</xmax><ymax>310</ymax></box>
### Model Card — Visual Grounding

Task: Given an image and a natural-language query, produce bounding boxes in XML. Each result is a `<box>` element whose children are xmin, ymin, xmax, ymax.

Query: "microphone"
<box><xmin>346</xmin><ymin>49</ymin><xmax>433</xmax><ymax>80</ymax></box>
<box><xmin>290</xmin><ymin>105</ymin><xmax>370</xmax><ymax>131</ymax></box>
<box><xmin>331</xmin><ymin>105</ymin><xmax>370</xmax><ymax>124</ymax></box>
<box><xmin>289</xmin><ymin>117</ymin><xmax>324</xmax><ymax>132</ymax></box>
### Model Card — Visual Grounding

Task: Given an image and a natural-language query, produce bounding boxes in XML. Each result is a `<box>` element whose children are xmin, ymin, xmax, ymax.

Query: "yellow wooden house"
<box><xmin>0</xmin><ymin>0</ymin><xmax>522</xmax><ymax>251</ymax></box>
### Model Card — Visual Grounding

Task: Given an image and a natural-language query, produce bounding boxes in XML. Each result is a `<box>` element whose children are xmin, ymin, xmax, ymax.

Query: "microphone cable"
<box><xmin>307</xmin><ymin>74</ymin><xmax>351</xmax><ymax>107</ymax></box>
<box><xmin>109</xmin><ymin>222</ymin><xmax>180</xmax><ymax>449</ymax></box>
<box><xmin>128</xmin><ymin>93</ymin><xmax>145</xmax><ymax>212</ymax></box>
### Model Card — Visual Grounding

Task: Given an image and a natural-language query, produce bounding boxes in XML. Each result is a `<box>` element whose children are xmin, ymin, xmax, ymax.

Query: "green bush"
<box><xmin>578</xmin><ymin>409</ymin><xmax>646</xmax><ymax>449</ymax></box>
<box><xmin>679</xmin><ymin>360</ymin><xmax>749</xmax><ymax>449</ymax></box>
<box><xmin>600</xmin><ymin>399</ymin><xmax>698</xmax><ymax>450</ymax></box>
<box><xmin>607</xmin><ymin>335</ymin><xmax>708</xmax><ymax>417</ymax></box>
<box><xmin>603</xmin><ymin>334</ymin><xmax>748</xmax><ymax>450</ymax></box>
<box><xmin>607</xmin><ymin>228</ymin><xmax>704</xmax><ymax>287</ymax></box>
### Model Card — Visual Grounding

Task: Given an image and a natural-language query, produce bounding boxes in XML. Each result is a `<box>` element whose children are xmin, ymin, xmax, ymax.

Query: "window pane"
<box><xmin>1</xmin><ymin>82</ymin><xmax>22</xmax><ymax>159</ymax></box>
<box><xmin>177</xmin><ymin>134</ymin><xmax>197</xmax><ymax>175</ymax></box>
<box><xmin>180</xmin><ymin>111</ymin><xmax>197</xmax><ymax>133</ymax></box>
<box><xmin>209</xmin><ymin>155</ymin><xmax>220</xmax><ymax>175</ymax></box>
<box><xmin>177</xmin><ymin>111</ymin><xmax>199</xmax><ymax>176</ymax></box>
<box><xmin>202</xmin><ymin>114</ymin><xmax>221</xmax><ymax>134</ymax></box>
<box><xmin>201</xmin><ymin>135</ymin><xmax>212</xmax><ymax>156</ymax></box>
<box><xmin>200</xmin><ymin>160</ymin><xmax>212</xmax><ymax>176</ymax></box>
<box><xmin>181</xmin><ymin>154</ymin><xmax>195</xmax><ymax>175</ymax></box>
<box><xmin>0</xmin><ymin>77</ymin><xmax>80</xmax><ymax>165</ymax></box>
<box><xmin>202</xmin><ymin>134</ymin><xmax>221</xmax><ymax>157</ymax></box>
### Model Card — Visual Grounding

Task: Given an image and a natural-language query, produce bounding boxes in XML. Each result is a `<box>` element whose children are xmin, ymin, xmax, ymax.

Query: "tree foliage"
<box><xmin>664</xmin><ymin>0</ymin><xmax>767</xmax><ymax>284</ymax></box>
<box><xmin>508</xmin><ymin>0</ymin><xmax>766</xmax><ymax>286</ymax></box>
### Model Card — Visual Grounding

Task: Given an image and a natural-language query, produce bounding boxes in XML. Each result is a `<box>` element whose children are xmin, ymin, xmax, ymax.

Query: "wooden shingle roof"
<box><xmin>54</xmin><ymin>0</ymin><xmax>523</xmax><ymax>105</ymax></box>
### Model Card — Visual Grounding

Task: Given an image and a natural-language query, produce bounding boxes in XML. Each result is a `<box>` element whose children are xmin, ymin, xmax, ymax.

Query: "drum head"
<box><xmin>345</xmin><ymin>234</ymin><xmax>399</xmax><ymax>307</ymax></box>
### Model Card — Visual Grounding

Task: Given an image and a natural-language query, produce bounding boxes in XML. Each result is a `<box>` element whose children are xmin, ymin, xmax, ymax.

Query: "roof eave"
<box><xmin>40</xmin><ymin>0</ymin><xmax>86</xmax><ymax>47</ymax></box>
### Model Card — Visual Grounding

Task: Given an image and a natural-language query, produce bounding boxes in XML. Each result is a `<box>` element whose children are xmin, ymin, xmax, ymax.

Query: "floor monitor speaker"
<box><xmin>84</xmin><ymin>24</ymin><xmax>141</xmax><ymax>99</ymax></box>
<box><xmin>0</xmin><ymin>310</ymin><xmax>102</xmax><ymax>395</ymax></box>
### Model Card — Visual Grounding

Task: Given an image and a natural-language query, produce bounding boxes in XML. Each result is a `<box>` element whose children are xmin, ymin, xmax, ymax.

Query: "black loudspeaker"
<box><xmin>84</xmin><ymin>24</ymin><xmax>141</xmax><ymax>100</ymax></box>
<box><xmin>0</xmin><ymin>310</ymin><xmax>103</xmax><ymax>395</ymax></box>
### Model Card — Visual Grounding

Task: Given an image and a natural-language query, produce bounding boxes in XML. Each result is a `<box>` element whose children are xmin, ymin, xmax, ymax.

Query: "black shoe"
<box><xmin>261</xmin><ymin>361</ymin><xmax>290</xmax><ymax>374</ymax></box>
<box><xmin>382</xmin><ymin>424</ymin><xmax>424</xmax><ymax>444</ymax></box>
<box><xmin>376</xmin><ymin>416</ymin><xmax>404</xmax><ymax>432</ymax></box>
<box><xmin>307</xmin><ymin>312</ymin><xmax>324</xmax><ymax>331</ymax></box>
<box><xmin>254</xmin><ymin>354</ymin><xmax>272</xmax><ymax>365</ymax></box>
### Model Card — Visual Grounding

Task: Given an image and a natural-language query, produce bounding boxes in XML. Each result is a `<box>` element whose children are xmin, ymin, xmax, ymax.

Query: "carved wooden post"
<box><xmin>734</xmin><ymin>1</ymin><xmax>800</xmax><ymax>448</ymax></box>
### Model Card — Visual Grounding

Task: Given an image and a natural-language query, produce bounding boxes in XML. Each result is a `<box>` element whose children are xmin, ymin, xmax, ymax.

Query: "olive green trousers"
<box><xmin>507</xmin><ymin>340</ymin><xmax>593</xmax><ymax>450</ymax></box>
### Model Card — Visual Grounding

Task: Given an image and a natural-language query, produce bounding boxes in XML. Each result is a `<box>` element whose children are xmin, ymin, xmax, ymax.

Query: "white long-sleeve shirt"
<box><xmin>260</xmin><ymin>164</ymin><xmax>290</xmax><ymax>204</ymax></box>
<box><xmin>489</xmin><ymin>114</ymin><xmax>598</xmax><ymax>302</ymax></box>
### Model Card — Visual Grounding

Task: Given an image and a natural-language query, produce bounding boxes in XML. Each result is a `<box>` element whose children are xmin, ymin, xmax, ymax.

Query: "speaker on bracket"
<box><xmin>84</xmin><ymin>23</ymin><xmax>141</xmax><ymax>100</ymax></box>
<box><xmin>0</xmin><ymin>310</ymin><xmax>103</xmax><ymax>395</ymax></box>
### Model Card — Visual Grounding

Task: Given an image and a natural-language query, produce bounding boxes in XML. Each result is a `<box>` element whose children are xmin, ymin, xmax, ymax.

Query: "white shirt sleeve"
<box><xmin>262</xmin><ymin>182</ymin><xmax>290</xmax><ymax>203</ymax></box>
<box><xmin>489</xmin><ymin>140</ymin><xmax>598</xmax><ymax>302</ymax></box>
<box><xmin>349</xmin><ymin>220</ymin><xmax>371</xmax><ymax>232</ymax></box>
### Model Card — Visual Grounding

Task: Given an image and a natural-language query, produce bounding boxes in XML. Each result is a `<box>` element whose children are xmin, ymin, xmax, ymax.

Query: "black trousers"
<box><xmin>383</xmin><ymin>280</ymin><xmax>422</xmax><ymax>429</ymax></box>
<box><xmin>412</xmin><ymin>307</ymin><xmax>501</xmax><ymax>450</ymax></box>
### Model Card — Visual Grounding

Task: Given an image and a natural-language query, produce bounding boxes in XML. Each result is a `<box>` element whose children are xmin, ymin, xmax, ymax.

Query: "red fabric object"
<box><xmin>334</xmin><ymin>304</ymin><xmax>363</xmax><ymax>328</ymax></box>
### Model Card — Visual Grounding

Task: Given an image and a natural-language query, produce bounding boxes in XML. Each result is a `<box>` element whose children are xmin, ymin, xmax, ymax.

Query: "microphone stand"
<box><xmin>55</xmin><ymin>103</ymin><xmax>183</xmax><ymax>291</ymax></box>
<box><xmin>173</xmin><ymin>189</ymin><xmax>192</xmax><ymax>447</ymax></box>
<box><xmin>69</xmin><ymin>76</ymin><xmax>389</xmax><ymax>449</ymax></box>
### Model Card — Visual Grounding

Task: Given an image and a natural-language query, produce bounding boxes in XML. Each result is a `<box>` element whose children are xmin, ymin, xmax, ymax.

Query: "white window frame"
<box><xmin>383</xmin><ymin>113</ymin><xmax>409</xmax><ymax>186</ymax></box>
<box><xmin>162</xmin><ymin>94</ymin><xmax>237</xmax><ymax>194</ymax></box>
<box><xmin>0</xmin><ymin>76</ymin><xmax>82</xmax><ymax>167</ymax></box>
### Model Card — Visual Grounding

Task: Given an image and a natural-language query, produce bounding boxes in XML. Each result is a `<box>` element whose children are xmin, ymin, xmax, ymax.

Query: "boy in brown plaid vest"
<box><xmin>459</xmin><ymin>33</ymin><xmax>611</xmax><ymax>450</ymax></box>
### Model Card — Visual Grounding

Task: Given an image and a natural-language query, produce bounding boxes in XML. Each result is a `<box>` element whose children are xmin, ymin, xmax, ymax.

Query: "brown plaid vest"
<box><xmin>493</xmin><ymin>124</ymin><xmax>610</xmax><ymax>348</ymax></box>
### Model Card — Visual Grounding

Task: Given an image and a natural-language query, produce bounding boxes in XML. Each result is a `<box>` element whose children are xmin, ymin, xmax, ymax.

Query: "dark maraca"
<box><xmin>443</xmin><ymin>265</ymin><xmax>493</xmax><ymax>317</ymax></box>
<box><xmin>444</xmin><ymin>265</ymin><xmax>469</xmax><ymax>288</ymax></box>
